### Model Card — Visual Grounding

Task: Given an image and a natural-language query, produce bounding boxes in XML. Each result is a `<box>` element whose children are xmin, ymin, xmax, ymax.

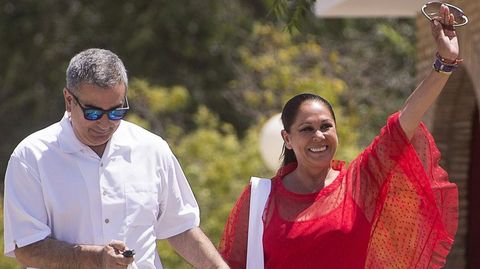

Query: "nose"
<box><xmin>97</xmin><ymin>114</ymin><xmax>113</xmax><ymax>129</ymax></box>
<box><xmin>313</xmin><ymin>129</ymin><xmax>325</xmax><ymax>140</ymax></box>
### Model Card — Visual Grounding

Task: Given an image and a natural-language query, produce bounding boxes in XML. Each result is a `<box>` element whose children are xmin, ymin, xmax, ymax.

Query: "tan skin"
<box><xmin>64</xmin><ymin>83</ymin><xmax>126</xmax><ymax>157</ymax></box>
<box><xmin>280</xmin><ymin>4</ymin><xmax>459</xmax><ymax>194</ymax></box>
<box><xmin>281</xmin><ymin>101</ymin><xmax>339</xmax><ymax>194</ymax></box>
<box><xmin>15</xmin><ymin>238</ymin><xmax>134</xmax><ymax>269</ymax></box>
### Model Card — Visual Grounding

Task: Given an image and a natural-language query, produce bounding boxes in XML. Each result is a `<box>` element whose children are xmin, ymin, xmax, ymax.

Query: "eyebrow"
<box><xmin>299</xmin><ymin>119</ymin><xmax>333</xmax><ymax>125</ymax></box>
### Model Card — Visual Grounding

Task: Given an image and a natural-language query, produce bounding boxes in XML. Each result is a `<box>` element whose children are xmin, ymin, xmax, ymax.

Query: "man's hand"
<box><xmin>101</xmin><ymin>240</ymin><xmax>135</xmax><ymax>269</ymax></box>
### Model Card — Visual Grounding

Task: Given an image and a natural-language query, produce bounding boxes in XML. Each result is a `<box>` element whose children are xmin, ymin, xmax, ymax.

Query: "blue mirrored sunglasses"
<box><xmin>68</xmin><ymin>90</ymin><xmax>129</xmax><ymax>121</ymax></box>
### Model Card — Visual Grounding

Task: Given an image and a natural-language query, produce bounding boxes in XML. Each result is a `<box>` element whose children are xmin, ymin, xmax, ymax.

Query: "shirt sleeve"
<box><xmin>3</xmin><ymin>155</ymin><xmax>51</xmax><ymax>257</ymax></box>
<box><xmin>154</xmin><ymin>146</ymin><xmax>200</xmax><ymax>239</ymax></box>
<box><xmin>218</xmin><ymin>185</ymin><xmax>251</xmax><ymax>269</ymax></box>
<box><xmin>348</xmin><ymin>112</ymin><xmax>458</xmax><ymax>268</ymax></box>
<box><xmin>348</xmin><ymin>112</ymin><xmax>412</xmax><ymax>221</ymax></box>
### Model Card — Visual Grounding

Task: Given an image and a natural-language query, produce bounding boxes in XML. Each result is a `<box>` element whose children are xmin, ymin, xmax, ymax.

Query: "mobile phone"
<box><xmin>122</xmin><ymin>249</ymin><xmax>135</xmax><ymax>257</ymax></box>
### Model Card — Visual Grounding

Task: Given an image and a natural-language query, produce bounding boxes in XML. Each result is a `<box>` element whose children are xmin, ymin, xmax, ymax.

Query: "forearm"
<box><xmin>399</xmin><ymin>6</ymin><xmax>460</xmax><ymax>140</ymax></box>
<box><xmin>168</xmin><ymin>227</ymin><xmax>229</xmax><ymax>269</ymax></box>
<box><xmin>399</xmin><ymin>69</ymin><xmax>449</xmax><ymax>139</ymax></box>
<box><xmin>14</xmin><ymin>237</ymin><xmax>103</xmax><ymax>269</ymax></box>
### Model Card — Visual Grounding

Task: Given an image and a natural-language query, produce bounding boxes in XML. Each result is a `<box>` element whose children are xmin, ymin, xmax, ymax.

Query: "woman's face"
<box><xmin>282</xmin><ymin>101</ymin><xmax>338</xmax><ymax>170</ymax></box>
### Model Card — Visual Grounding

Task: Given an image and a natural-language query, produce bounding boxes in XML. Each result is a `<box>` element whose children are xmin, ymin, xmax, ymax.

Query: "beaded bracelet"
<box><xmin>433</xmin><ymin>52</ymin><xmax>462</xmax><ymax>75</ymax></box>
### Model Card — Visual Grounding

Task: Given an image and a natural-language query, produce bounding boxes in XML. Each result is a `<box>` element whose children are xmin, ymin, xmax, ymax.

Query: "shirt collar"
<box><xmin>58</xmin><ymin>112</ymin><xmax>87</xmax><ymax>153</ymax></box>
<box><xmin>58</xmin><ymin>111</ymin><xmax>131</xmax><ymax>154</ymax></box>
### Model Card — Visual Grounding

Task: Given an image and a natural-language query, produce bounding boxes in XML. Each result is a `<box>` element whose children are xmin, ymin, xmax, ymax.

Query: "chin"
<box><xmin>85</xmin><ymin>137</ymin><xmax>110</xmax><ymax>147</ymax></box>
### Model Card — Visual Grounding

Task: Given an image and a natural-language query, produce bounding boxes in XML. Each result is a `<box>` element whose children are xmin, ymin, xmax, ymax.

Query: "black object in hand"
<box><xmin>122</xmin><ymin>249</ymin><xmax>135</xmax><ymax>257</ymax></box>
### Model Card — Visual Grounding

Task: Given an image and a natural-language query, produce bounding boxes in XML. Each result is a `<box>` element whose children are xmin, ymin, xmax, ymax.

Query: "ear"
<box><xmin>281</xmin><ymin>130</ymin><xmax>292</xmax><ymax>149</ymax></box>
<box><xmin>63</xmin><ymin>88</ymin><xmax>73</xmax><ymax>112</ymax></box>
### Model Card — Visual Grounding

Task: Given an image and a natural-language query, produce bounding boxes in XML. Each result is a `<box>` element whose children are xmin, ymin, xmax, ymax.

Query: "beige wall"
<box><xmin>416</xmin><ymin>1</ymin><xmax>480</xmax><ymax>268</ymax></box>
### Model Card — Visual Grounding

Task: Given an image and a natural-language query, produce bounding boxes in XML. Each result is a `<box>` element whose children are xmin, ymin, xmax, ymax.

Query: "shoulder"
<box><xmin>117</xmin><ymin>120</ymin><xmax>169</xmax><ymax>148</ymax></box>
<box><xmin>11</xmin><ymin>121</ymin><xmax>62</xmax><ymax>160</ymax></box>
<box><xmin>116</xmin><ymin>121</ymin><xmax>176</xmax><ymax>164</ymax></box>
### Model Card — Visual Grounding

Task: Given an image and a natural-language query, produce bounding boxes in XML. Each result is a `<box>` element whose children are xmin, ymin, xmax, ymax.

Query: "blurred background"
<box><xmin>1</xmin><ymin>0</ymin><xmax>476</xmax><ymax>268</ymax></box>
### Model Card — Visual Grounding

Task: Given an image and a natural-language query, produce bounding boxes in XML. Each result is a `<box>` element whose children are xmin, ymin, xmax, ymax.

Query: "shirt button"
<box><xmin>103</xmin><ymin>190</ymin><xmax>107</xmax><ymax>196</ymax></box>
<box><xmin>105</xmin><ymin>218</ymin><xmax>110</xmax><ymax>224</ymax></box>
<box><xmin>100</xmin><ymin>162</ymin><xmax>104</xmax><ymax>167</ymax></box>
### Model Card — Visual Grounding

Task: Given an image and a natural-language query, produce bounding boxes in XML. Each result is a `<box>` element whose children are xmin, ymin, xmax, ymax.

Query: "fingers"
<box><xmin>431</xmin><ymin>4</ymin><xmax>456</xmax><ymax>37</ymax></box>
<box><xmin>441</xmin><ymin>4</ymin><xmax>449</xmax><ymax>25</ymax></box>
<box><xmin>430</xmin><ymin>4</ymin><xmax>460</xmax><ymax>61</ymax></box>
<box><xmin>442</xmin><ymin>4</ymin><xmax>455</xmax><ymax>31</ymax></box>
<box><xmin>431</xmin><ymin>19</ymin><xmax>445</xmax><ymax>40</ymax></box>
<box><xmin>102</xmin><ymin>241</ymin><xmax>134</xmax><ymax>269</ymax></box>
<box><xmin>109</xmin><ymin>240</ymin><xmax>127</xmax><ymax>253</ymax></box>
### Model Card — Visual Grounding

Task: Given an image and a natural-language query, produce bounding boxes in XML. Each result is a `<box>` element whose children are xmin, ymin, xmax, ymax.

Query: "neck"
<box><xmin>90</xmin><ymin>144</ymin><xmax>107</xmax><ymax>157</ymax></box>
<box><xmin>283</xmin><ymin>165</ymin><xmax>336</xmax><ymax>194</ymax></box>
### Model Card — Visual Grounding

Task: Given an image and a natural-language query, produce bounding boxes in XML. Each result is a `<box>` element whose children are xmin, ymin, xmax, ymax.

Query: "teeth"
<box><xmin>310</xmin><ymin>146</ymin><xmax>327</xmax><ymax>152</ymax></box>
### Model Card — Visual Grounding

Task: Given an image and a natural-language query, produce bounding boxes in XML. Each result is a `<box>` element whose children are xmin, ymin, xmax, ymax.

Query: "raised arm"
<box><xmin>399</xmin><ymin>4</ymin><xmax>460</xmax><ymax>139</ymax></box>
<box><xmin>168</xmin><ymin>227</ymin><xmax>229</xmax><ymax>269</ymax></box>
<box><xmin>14</xmin><ymin>238</ymin><xmax>133</xmax><ymax>269</ymax></box>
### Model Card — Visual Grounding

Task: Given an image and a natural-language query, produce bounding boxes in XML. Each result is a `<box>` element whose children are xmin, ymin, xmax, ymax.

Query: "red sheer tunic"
<box><xmin>219</xmin><ymin>113</ymin><xmax>458</xmax><ymax>269</ymax></box>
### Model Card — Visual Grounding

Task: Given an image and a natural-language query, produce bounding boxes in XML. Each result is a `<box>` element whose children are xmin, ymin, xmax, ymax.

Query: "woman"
<box><xmin>219</xmin><ymin>4</ymin><xmax>459</xmax><ymax>269</ymax></box>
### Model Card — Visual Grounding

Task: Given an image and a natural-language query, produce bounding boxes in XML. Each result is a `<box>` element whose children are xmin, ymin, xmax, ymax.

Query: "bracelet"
<box><xmin>432</xmin><ymin>52</ymin><xmax>462</xmax><ymax>75</ymax></box>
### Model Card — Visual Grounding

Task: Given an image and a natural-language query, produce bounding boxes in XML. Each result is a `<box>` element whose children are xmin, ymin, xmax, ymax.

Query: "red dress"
<box><xmin>219</xmin><ymin>113</ymin><xmax>458</xmax><ymax>269</ymax></box>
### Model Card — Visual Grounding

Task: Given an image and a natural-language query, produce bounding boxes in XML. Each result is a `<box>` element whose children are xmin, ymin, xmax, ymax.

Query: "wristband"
<box><xmin>432</xmin><ymin>52</ymin><xmax>461</xmax><ymax>75</ymax></box>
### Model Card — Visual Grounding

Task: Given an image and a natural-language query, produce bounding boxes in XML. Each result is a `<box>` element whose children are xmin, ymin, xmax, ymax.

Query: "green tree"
<box><xmin>307</xmin><ymin>18</ymin><xmax>415</xmax><ymax>147</ymax></box>
<box><xmin>126</xmin><ymin>81</ymin><xmax>270</xmax><ymax>267</ymax></box>
<box><xmin>267</xmin><ymin>0</ymin><xmax>416</xmax><ymax>146</ymax></box>
<box><xmin>0</xmin><ymin>0</ymin><xmax>257</xmax><ymax>181</ymax></box>
<box><xmin>224</xmin><ymin>22</ymin><xmax>360</xmax><ymax>160</ymax></box>
<box><xmin>0</xmin><ymin>1</ymin><xmax>414</xmax><ymax>268</ymax></box>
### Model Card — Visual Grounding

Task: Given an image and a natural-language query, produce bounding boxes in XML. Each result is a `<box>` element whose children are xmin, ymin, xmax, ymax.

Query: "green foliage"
<box><xmin>0</xmin><ymin>203</ymin><xmax>22</xmax><ymax>269</ymax></box>
<box><xmin>225</xmin><ymin>22</ymin><xmax>360</xmax><ymax>161</ymax></box>
<box><xmin>126</xmin><ymin>101</ymin><xmax>269</xmax><ymax>267</ymax></box>
<box><xmin>307</xmin><ymin>18</ymin><xmax>416</xmax><ymax>147</ymax></box>
<box><xmin>269</xmin><ymin>0</ymin><xmax>317</xmax><ymax>32</ymax></box>
<box><xmin>0</xmin><ymin>0</ymin><xmax>415</xmax><ymax>268</ymax></box>
<box><xmin>0</xmin><ymin>0</ymin><xmax>256</xmax><ymax>179</ymax></box>
<box><xmin>174</xmin><ymin>107</ymin><xmax>270</xmax><ymax>243</ymax></box>
<box><xmin>127</xmin><ymin>79</ymin><xmax>191</xmax><ymax>137</ymax></box>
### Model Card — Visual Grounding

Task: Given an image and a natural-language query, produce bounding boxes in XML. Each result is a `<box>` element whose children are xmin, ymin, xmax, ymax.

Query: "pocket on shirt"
<box><xmin>125</xmin><ymin>183</ymin><xmax>159</xmax><ymax>226</ymax></box>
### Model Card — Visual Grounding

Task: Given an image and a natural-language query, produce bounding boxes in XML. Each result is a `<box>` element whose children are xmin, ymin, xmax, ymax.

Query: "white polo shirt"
<box><xmin>3</xmin><ymin>112</ymin><xmax>200</xmax><ymax>269</ymax></box>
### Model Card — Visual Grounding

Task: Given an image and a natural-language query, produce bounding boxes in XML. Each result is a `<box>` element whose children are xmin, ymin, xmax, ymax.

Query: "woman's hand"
<box><xmin>432</xmin><ymin>4</ymin><xmax>459</xmax><ymax>61</ymax></box>
<box><xmin>398</xmin><ymin>3</ymin><xmax>462</xmax><ymax>139</ymax></box>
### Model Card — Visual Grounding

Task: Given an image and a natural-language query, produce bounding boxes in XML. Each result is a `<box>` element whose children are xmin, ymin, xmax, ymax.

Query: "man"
<box><xmin>3</xmin><ymin>48</ymin><xmax>229</xmax><ymax>269</ymax></box>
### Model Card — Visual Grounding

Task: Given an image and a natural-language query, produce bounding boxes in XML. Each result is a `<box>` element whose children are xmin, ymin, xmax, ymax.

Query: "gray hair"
<box><xmin>66</xmin><ymin>48</ymin><xmax>128</xmax><ymax>95</ymax></box>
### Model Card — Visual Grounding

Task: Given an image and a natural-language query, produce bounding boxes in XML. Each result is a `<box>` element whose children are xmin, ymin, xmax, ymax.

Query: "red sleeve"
<box><xmin>349</xmin><ymin>112</ymin><xmax>458</xmax><ymax>269</ymax></box>
<box><xmin>349</xmin><ymin>112</ymin><xmax>412</xmax><ymax>221</ymax></box>
<box><xmin>219</xmin><ymin>184</ymin><xmax>251</xmax><ymax>269</ymax></box>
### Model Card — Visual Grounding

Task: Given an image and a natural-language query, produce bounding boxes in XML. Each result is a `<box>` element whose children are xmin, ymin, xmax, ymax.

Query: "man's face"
<box><xmin>63</xmin><ymin>83</ymin><xmax>126</xmax><ymax>151</ymax></box>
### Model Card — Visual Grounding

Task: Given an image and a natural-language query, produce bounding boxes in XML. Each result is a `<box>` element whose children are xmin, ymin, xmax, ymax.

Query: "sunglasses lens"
<box><xmin>108</xmin><ymin>109</ymin><xmax>128</xmax><ymax>120</ymax></box>
<box><xmin>84</xmin><ymin>109</ymin><xmax>104</xmax><ymax>121</ymax></box>
<box><xmin>422</xmin><ymin>2</ymin><xmax>468</xmax><ymax>27</ymax></box>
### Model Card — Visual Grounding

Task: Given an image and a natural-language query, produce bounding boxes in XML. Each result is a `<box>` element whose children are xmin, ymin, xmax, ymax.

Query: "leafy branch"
<box><xmin>270</xmin><ymin>0</ymin><xmax>317</xmax><ymax>32</ymax></box>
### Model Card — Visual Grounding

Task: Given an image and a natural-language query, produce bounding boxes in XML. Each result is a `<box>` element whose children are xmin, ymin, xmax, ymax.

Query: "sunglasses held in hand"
<box><xmin>421</xmin><ymin>1</ymin><xmax>468</xmax><ymax>28</ymax></box>
<box><xmin>68</xmin><ymin>89</ymin><xmax>129</xmax><ymax>121</ymax></box>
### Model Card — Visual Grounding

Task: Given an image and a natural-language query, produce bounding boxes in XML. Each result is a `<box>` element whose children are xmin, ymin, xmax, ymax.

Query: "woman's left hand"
<box><xmin>431</xmin><ymin>4</ymin><xmax>460</xmax><ymax>61</ymax></box>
